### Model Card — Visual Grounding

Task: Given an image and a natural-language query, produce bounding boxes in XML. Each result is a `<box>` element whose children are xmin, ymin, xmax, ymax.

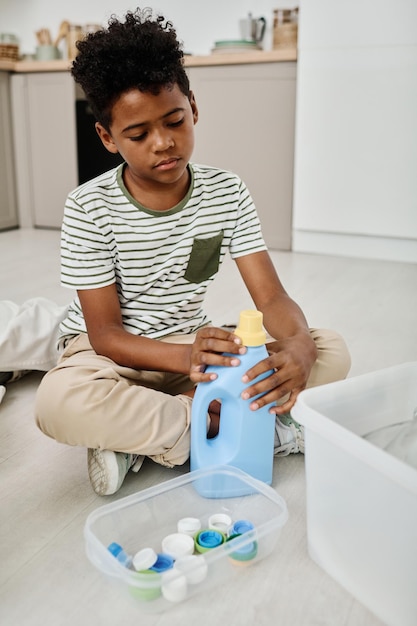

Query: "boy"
<box><xmin>35</xmin><ymin>9</ymin><xmax>350</xmax><ymax>495</ymax></box>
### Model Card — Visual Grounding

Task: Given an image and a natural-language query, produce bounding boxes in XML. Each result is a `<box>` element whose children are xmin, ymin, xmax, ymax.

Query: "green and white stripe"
<box><xmin>60</xmin><ymin>162</ymin><xmax>267</xmax><ymax>339</ymax></box>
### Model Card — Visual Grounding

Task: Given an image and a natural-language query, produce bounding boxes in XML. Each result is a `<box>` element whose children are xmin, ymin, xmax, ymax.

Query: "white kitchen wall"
<box><xmin>0</xmin><ymin>0</ymin><xmax>285</xmax><ymax>55</ymax></box>
<box><xmin>2</xmin><ymin>0</ymin><xmax>416</xmax><ymax>262</ymax></box>
<box><xmin>293</xmin><ymin>0</ymin><xmax>417</xmax><ymax>262</ymax></box>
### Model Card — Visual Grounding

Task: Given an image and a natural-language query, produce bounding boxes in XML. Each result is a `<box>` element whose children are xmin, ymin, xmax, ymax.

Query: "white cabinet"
<box><xmin>187</xmin><ymin>62</ymin><xmax>296</xmax><ymax>250</ymax></box>
<box><xmin>0</xmin><ymin>72</ymin><xmax>18</xmax><ymax>230</ymax></box>
<box><xmin>11</xmin><ymin>72</ymin><xmax>78</xmax><ymax>228</ymax></box>
<box><xmin>8</xmin><ymin>62</ymin><xmax>296</xmax><ymax>246</ymax></box>
<box><xmin>293</xmin><ymin>0</ymin><xmax>417</xmax><ymax>263</ymax></box>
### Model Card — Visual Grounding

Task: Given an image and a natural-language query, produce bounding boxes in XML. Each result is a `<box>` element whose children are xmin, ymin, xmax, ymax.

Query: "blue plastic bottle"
<box><xmin>190</xmin><ymin>310</ymin><xmax>276</xmax><ymax>497</ymax></box>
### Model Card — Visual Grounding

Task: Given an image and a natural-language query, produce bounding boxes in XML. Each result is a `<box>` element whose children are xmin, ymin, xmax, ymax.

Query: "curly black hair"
<box><xmin>72</xmin><ymin>7</ymin><xmax>190</xmax><ymax>130</ymax></box>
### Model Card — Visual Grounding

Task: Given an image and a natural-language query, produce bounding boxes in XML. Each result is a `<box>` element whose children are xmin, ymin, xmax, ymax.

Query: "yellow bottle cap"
<box><xmin>233</xmin><ymin>310</ymin><xmax>266</xmax><ymax>346</ymax></box>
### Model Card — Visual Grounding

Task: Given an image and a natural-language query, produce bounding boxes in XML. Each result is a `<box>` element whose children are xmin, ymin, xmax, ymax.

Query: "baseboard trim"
<box><xmin>292</xmin><ymin>230</ymin><xmax>417</xmax><ymax>264</ymax></box>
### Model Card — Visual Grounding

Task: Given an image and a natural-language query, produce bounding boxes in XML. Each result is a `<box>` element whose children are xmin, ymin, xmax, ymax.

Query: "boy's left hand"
<box><xmin>189</xmin><ymin>326</ymin><xmax>246</xmax><ymax>383</ymax></box>
<box><xmin>241</xmin><ymin>332</ymin><xmax>317</xmax><ymax>414</ymax></box>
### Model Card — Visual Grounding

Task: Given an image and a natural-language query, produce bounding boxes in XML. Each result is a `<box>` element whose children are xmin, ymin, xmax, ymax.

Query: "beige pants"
<box><xmin>35</xmin><ymin>329</ymin><xmax>350</xmax><ymax>468</ymax></box>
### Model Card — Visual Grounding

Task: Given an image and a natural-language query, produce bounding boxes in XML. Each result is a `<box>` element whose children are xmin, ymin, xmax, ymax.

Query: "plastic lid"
<box><xmin>150</xmin><ymin>553</ymin><xmax>174</xmax><ymax>573</ymax></box>
<box><xmin>129</xmin><ymin>570</ymin><xmax>162</xmax><ymax>602</ymax></box>
<box><xmin>231</xmin><ymin>520</ymin><xmax>255</xmax><ymax>535</ymax></box>
<box><xmin>174</xmin><ymin>555</ymin><xmax>208</xmax><ymax>585</ymax></box>
<box><xmin>208</xmin><ymin>513</ymin><xmax>232</xmax><ymax>534</ymax></box>
<box><xmin>161</xmin><ymin>533</ymin><xmax>195</xmax><ymax>560</ymax></box>
<box><xmin>161</xmin><ymin>569</ymin><xmax>188</xmax><ymax>603</ymax></box>
<box><xmin>177</xmin><ymin>517</ymin><xmax>202</xmax><ymax>537</ymax></box>
<box><xmin>226</xmin><ymin>535</ymin><xmax>258</xmax><ymax>562</ymax></box>
<box><xmin>233</xmin><ymin>310</ymin><xmax>266</xmax><ymax>346</ymax></box>
<box><xmin>132</xmin><ymin>547</ymin><xmax>158</xmax><ymax>571</ymax></box>
<box><xmin>195</xmin><ymin>529</ymin><xmax>225</xmax><ymax>553</ymax></box>
<box><xmin>107</xmin><ymin>542</ymin><xmax>123</xmax><ymax>557</ymax></box>
<box><xmin>107</xmin><ymin>541</ymin><xmax>131</xmax><ymax>566</ymax></box>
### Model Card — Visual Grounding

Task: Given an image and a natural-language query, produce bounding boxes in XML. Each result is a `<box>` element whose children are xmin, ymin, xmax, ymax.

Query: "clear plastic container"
<box><xmin>292</xmin><ymin>362</ymin><xmax>417</xmax><ymax>626</ymax></box>
<box><xmin>84</xmin><ymin>465</ymin><xmax>288</xmax><ymax>612</ymax></box>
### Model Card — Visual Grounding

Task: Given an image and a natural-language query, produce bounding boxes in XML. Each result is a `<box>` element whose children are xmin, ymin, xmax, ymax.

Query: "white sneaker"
<box><xmin>0</xmin><ymin>385</ymin><xmax>6</xmax><ymax>404</ymax></box>
<box><xmin>274</xmin><ymin>414</ymin><xmax>305</xmax><ymax>456</ymax></box>
<box><xmin>87</xmin><ymin>448</ymin><xmax>145</xmax><ymax>496</ymax></box>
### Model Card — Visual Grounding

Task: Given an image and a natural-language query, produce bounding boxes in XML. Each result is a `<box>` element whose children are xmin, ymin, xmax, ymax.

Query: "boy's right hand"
<box><xmin>189</xmin><ymin>326</ymin><xmax>246</xmax><ymax>383</ymax></box>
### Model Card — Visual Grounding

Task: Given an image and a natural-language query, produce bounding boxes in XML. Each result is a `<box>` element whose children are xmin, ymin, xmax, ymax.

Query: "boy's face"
<box><xmin>96</xmin><ymin>84</ymin><xmax>198</xmax><ymax>202</ymax></box>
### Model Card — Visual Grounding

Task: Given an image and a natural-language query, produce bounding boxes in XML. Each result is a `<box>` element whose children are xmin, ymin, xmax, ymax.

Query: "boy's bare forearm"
<box><xmin>90</xmin><ymin>326</ymin><xmax>192</xmax><ymax>375</ymax></box>
<box><xmin>261</xmin><ymin>294</ymin><xmax>310</xmax><ymax>339</ymax></box>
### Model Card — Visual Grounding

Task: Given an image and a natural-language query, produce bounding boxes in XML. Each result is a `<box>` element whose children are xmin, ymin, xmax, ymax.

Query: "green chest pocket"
<box><xmin>184</xmin><ymin>231</ymin><xmax>224</xmax><ymax>284</ymax></box>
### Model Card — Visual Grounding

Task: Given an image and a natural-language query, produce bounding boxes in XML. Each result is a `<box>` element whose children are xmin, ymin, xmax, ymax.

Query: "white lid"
<box><xmin>132</xmin><ymin>547</ymin><xmax>157</xmax><ymax>571</ymax></box>
<box><xmin>177</xmin><ymin>517</ymin><xmax>201</xmax><ymax>536</ymax></box>
<box><xmin>208</xmin><ymin>513</ymin><xmax>233</xmax><ymax>534</ymax></box>
<box><xmin>161</xmin><ymin>533</ymin><xmax>195</xmax><ymax>560</ymax></box>
<box><xmin>174</xmin><ymin>554</ymin><xmax>208</xmax><ymax>584</ymax></box>
<box><xmin>161</xmin><ymin>569</ymin><xmax>188</xmax><ymax>603</ymax></box>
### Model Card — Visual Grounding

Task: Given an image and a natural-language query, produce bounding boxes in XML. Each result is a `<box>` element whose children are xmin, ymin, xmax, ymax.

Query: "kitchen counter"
<box><xmin>6</xmin><ymin>51</ymin><xmax>296</xmax><ymax>246</ymax></box>
<box><xmin>0</xmin><ymin>48</ymin><xmax>296</xmax><ymax>73</ymax></box>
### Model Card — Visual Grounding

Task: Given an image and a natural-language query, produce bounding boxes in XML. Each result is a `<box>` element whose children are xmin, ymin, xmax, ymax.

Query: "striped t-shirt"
<box><xmin>60</xmin><ymin>162</ymin><xmax>267</xmax><ymax>339</ymax></box>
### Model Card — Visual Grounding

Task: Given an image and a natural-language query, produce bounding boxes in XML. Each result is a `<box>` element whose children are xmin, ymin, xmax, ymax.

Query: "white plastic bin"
<box><xmin>84</xmin><ymin>465</ymin><xmax>288</xmax><ymax>612</ymax></box>
<box><xmin>292</xmin><ymin>362</ymin><xmax>417</xmax><ymax>626</ymax></box>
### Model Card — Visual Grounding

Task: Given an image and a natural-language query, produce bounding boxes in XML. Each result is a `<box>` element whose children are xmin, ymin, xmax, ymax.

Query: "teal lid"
<box><xmin>195</xmin><ymin>529</ymin><xmax>225</xmax><ymax>552</ymax></box>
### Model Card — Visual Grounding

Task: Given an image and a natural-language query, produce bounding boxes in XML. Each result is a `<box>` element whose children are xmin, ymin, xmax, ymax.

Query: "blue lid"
<box><xmin>231</xmin><ymin>520</ymin><xmax>254</xmax><ymax>535</ymax></box>
<box><xmin>196</xmin><ymin>530</ymin><xmax>224</xmax><ymax>549</ymax></box>
<box><xmin>107</xmin><ymin>542</ymin><xmax>123</xmax><ymax>557</ymax></box>
<box><xmin>150</xmin><ymin>553</ymin><xmax>174</xmax><ymax>573</ymax></box>
<box><xmin>226</xmin><ymin>533</ymin><xmax>258</xmax><ymax>561</ymax></box>
<box><xmin>107</xmin><ymin>541</ymin><xmax>132</xmax><ymax>566</ymax></box>
<box><xmin>229</xmin><ymin>540</ymin><xmax>258</xmax><ymax>562</ymax></box>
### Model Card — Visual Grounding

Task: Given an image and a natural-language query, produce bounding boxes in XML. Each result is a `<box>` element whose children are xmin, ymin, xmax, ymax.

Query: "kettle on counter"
<box><xmin>239</xmin><ymin>13</ymin><xmax>266</xmax><ymax>44</ymax></box>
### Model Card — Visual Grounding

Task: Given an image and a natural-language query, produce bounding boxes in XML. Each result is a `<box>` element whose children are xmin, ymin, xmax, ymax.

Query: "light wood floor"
<box><xmin>1</xmin><ymin>228</ymin><xmax>416</xmax><ymax>626</ymax></box>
